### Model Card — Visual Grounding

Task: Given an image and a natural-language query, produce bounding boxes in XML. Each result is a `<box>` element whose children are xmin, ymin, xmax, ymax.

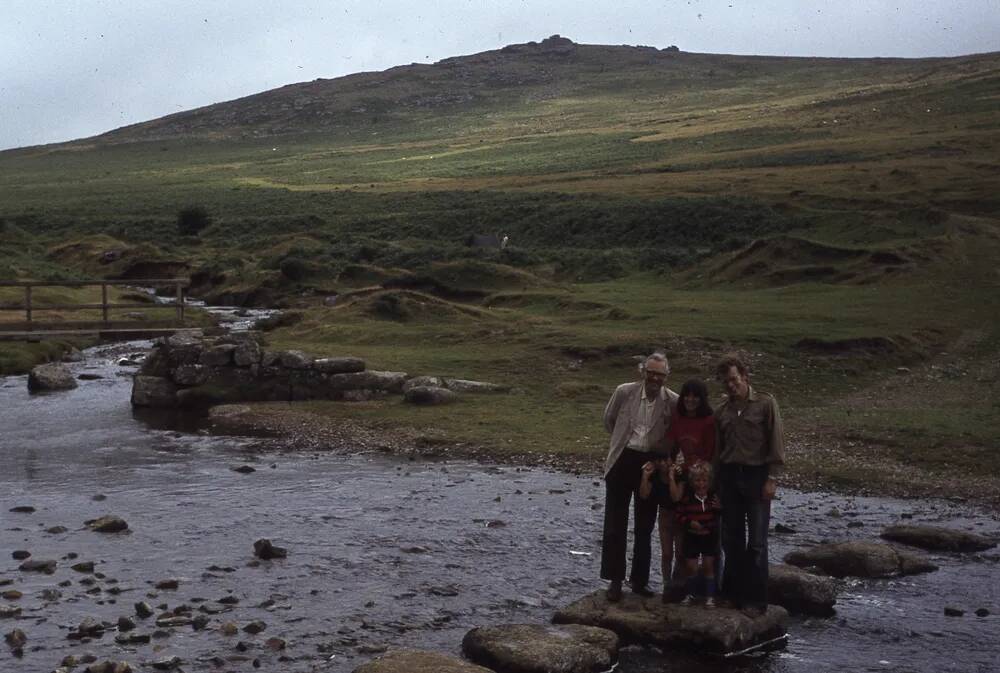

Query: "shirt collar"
<box><xmin>641</xmin><ymin>385</ymin><xmax>665</xmax><ymax>402</ymax></box>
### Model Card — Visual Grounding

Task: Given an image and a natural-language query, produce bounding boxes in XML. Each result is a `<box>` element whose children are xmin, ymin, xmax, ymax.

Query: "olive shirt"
<box><xmin>713</xmin><ymin>385</ymin><xmax>785</xmax><ymax>478</ymax></box>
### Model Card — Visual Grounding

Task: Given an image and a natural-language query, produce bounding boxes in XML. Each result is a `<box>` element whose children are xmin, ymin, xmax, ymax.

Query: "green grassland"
<box><xmin>1</xmin><ymin>40</ymin><xmax>998</xmax><ymax>501</ymax></box>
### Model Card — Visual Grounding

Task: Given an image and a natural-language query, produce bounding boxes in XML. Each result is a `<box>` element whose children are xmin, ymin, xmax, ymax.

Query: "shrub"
<box><xmin>176</xmin><ymin>206</ymin><xmax>213</xmax><ymax>236</ymax></box>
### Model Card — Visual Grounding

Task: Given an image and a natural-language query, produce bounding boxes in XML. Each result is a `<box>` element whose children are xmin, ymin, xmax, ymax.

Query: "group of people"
<box><xmin>600</xmin><ymin>352</ymin><xmax>785</xmax><ymax>615</ymax></box>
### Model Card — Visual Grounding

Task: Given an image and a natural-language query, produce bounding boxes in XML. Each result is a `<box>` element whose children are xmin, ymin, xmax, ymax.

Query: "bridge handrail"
<box><xmin>0</xmin><ymin>278</ymin><xmax>187</xmax><ymax>325</ymax></box>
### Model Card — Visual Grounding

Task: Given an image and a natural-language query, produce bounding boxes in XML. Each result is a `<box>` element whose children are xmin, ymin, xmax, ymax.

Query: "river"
<box><xmin>1</xmin><ymin>337</ymin><xmax>998</xmax><ymax>673</ymax></box>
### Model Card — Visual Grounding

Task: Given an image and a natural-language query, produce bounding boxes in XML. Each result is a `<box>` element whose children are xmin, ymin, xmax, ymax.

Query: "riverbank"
<box><xmin>204</xmin><ymin>400</ymin><xmax>1000</xmax><ymax>511</ymax></box>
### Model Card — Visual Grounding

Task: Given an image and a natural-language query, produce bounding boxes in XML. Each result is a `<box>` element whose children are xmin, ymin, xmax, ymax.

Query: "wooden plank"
<box><xmin>0</xmin><ymin>279</ymin><xmax>187</xmax><ymax>288</ymax></box>
<box><xmin>0</xmin><ymin>303</ymin><xmax>172</xmax><ymax>311</ymax></box>
<box><xmin>0</xmin><ymin>327</ymin><xmax>202</xmax><ymax>341</ymax></box>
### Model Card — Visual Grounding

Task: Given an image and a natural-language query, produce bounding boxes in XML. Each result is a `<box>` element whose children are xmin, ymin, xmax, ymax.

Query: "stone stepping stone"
<box><xmin>353</xmin><ymin>649</ymin><xmax>493</xmax><ymax>673</ymax></box>
<box><xmin>553</xmin><ymin>590</ymin><xmax>787</xmax><ymax>656</ymax></box>
<box><xmin>462</xmin><ymin>623</ymin><xmax>618</xmax><ymax>673</ymax></box>
<box><xmin>784</xmin><ymin>540</ymin><xmax>937</xmax><ymax>578</ymax></box>
<box><xmin>881</xmin><ymin>524</ymin><xmax>997</xmax><ymax>552</ymax></box>
<box><xmin>768</xmin><ymin>563</ymin><xmax>838</xmax><ymax>616</ymax></box>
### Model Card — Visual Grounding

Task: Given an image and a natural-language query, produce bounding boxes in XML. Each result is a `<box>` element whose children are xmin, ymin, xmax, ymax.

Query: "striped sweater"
<box><xmin>675</xmin><ymin>490</ymin><xmax>721</xmax><ymax>534</ymax></box>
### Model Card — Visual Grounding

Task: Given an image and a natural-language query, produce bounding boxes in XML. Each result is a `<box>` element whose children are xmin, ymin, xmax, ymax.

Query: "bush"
<box><xmin>279</xmin><ymin>257</ymin><xmax>310</xmax><ymax>281</ymax></box>
<box><xmin>176</xmin><ymin>206</ymin><xmax>213</xmax><ymax>236</ymax></box>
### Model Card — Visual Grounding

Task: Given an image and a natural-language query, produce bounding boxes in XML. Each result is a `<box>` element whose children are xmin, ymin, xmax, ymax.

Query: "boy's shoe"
<box><xmin>680</xmin><ymin>594</ymin><xmax>695</xmax><ymax>606</ymax></box>
<box><xmin>704</xmin><ymin>597</ymin><xmax>716</xmax><ymax>609</ymax></box>
<box><xmin>606</xmin><ymin>581</ymin><xmax>623</xmax><ymax>603</ymax></box>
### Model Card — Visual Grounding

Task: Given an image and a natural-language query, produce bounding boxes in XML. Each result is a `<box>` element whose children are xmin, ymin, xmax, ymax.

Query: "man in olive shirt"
<box><xmin>714</xmin><ymin>354</ymin><xmax>785</xmax><ymax>615</ymax></box>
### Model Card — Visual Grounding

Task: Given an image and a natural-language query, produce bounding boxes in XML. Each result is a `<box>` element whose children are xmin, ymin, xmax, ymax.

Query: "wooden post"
<box><xmin>101</xmin><ymin>283</ymin><xmax>109</xmax><ymax>323</ymax></box>
<box><xmin>25</xmin><ymin>285</ymin><xmax>32</xmax><ymax>323</ymax></box>
<box><xmin>176</xmin><ymin>281</ymin><xmax>185</xmax><ymax>324</ymax></box>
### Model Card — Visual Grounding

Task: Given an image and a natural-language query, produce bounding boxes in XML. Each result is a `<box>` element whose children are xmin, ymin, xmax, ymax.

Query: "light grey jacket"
<box><xmin>602</xmin><ymin>381</ymin><xmax>678</xmax><ymax>477</ymax></box>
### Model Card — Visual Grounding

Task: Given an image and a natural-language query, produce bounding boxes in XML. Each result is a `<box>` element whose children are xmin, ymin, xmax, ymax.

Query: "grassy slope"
<box><xmin>1</xmin><ymin>42</ymin><xmax>998</xmax><ymax>499</ymax></box>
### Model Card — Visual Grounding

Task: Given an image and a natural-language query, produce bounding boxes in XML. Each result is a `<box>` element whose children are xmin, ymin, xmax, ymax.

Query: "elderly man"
<box><xmin>714</xmin><ymin>354</ymin><xmax>785</xmax><ymax>615</ymax></box>
<box><xmin>601</xmin><ymin>352</ymin><xmax>678</xmax><ymax>601</ymax></box>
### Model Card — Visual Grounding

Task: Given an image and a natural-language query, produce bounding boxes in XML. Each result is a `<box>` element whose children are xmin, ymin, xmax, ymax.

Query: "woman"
<box><xmin>657</xmin><ymin>378</ymin><xmax>715</xmax><ymax>598</ymax></box>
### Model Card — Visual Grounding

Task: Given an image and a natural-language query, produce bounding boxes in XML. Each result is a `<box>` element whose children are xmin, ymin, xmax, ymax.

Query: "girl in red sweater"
<box><xmin>658</xmin><ymin>378</ymin><xmax>716</xmax><ymax>595</ymax></box>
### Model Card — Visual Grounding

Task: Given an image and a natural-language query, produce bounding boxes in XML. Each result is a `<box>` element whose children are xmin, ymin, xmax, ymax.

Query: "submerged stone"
<box><xmin>881</xmin><ymin>524</ymin><xmax>997</xmax><ymax>553</ymax></box>
<box><xmin>353</xmin><ymin>649</ymin><xmax>493</xmax><ymax>673</ymax></box>
<box><xmin>552</xmin><ymin>590</ymin><xmax>787</xmax><ymax>655</ymax></box>
<box><xmin>462</xmin><ymin>623</ymin><xmax>618</xmax><ymax>673</ymax></box>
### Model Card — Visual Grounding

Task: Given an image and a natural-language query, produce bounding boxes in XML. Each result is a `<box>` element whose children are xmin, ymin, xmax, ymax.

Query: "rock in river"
<box><xmin>552</xmin><ymin>590</ymin><xmax>787</xmax><ymax>655</ymax></box>
<box><xmin>784</xmin><ymin>540</ymin><xmax>937</xmax><ymax>578</ymax></box>
<box><xmin>28</xmin><ymin>363</ymin><xmax>78</xmax><ymax>392</ymax></box>
<box><xmin>87</xmin><ymin>515</ymin><xmax>129</xmax><ymax>533</ymax></box>
<box><xmin>881</xmin><ymin>524</ymin><xmax>997</xmax><ymax>552</ymax></box>
<box><xmin>353</xmin><ymin>649</ymin><xmax>494</xmax><ymax>673</ymax></box>
<box><xmin>462</xmin><ymin>623</ymin><xmax>618</xmax><ymax>673</ymax></box>
<box><xmin>768</xmin><ymin>563</ymin><xmax>838</xmax><ymax>616</ymax></box>
<box><xmin>253</xmin><ymin>538</ymin><xmax>287</xmax><ymax>560</ymax></box>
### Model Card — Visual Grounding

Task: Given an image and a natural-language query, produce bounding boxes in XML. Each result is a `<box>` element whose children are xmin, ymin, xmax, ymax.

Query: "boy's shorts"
<box><xmin>682</xmin><ymin>529</ymin><xmax>720</xmax><ymax>559</ymax></box>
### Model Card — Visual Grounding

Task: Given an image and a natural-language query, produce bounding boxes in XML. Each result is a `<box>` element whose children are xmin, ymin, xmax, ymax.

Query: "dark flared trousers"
<box><xmin>719</xmin><ymin>463</ymin><xmax>771</xmax><ymax>608</ymax></box>
<box><xmin>600</xmin><ymin>447</ymin><xmax>658</xmax><ymax>587</ymax></box>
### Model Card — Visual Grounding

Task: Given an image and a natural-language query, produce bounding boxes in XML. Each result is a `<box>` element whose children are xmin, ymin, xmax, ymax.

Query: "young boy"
<box><xmin>669</xmin><ymin>461</ymin><xmax>722</xmax><ymax>607</ymax></box>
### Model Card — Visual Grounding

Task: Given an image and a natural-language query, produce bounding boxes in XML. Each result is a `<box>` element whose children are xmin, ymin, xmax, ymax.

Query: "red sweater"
<box><xmin>666</xmin><ymin>413</ymin><xmax>716</xmax><ymax>466</ymax></box>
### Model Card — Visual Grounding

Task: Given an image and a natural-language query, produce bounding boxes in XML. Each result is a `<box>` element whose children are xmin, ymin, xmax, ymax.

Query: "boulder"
<box><xmin>253</xmin><ymin>539</ymin><xmax>287</xmax><ymax>560</ymax></box>
<box><xmin>314</xmin><ymin>357</ymin><xmax>366</xmax><ymax>374</ymax></box>
<box><xmin>353</xmin><ymin>649</ymin><xmax>493</xmax><ymax>673</ymax></box>
<box><xmin>881</xmin><ymin>524</ymin><xmax>997</xmax><ymax>552</ymax></box>
<box><xmin>27</xmin><ymin>363</ymin><xmax>78</xmax><ymax>393</ymax></box>
<box><xmin>462</xmin><ymin>623</ymin><xmax>618</xmax><ymax>673</ymax></box>
<box><xmin>233</xmin><ymin>340</ymin><xmax>262</xmax><ymax>367</ymax></box>
<box><xmin>404</xmin><ymin>386</ymin><xmax>458</xmax><ymax>406</ymax></box>
<box><xmin>442</xmin><ymin>378</ymin><xmax>510</xmax><ymax>394</ymax></box>
<box><xmin>87</xmin><ymin>515</ymin><xmax>129</xmax><ymax>533</ymax></box>
<box><xmin>200</xmin><ymin>344</ymin><xmax>236</xmax><ymax>367</ymax></box>
<box><xmin>18</xmin><ymin>559</ymin><xmax>57</xmax><ymax>574</ymax></box>
<box><xmin>767</xmin><ymin>564</ymin><xmax>838</xmax><ymax>616</ymax></box>
<box><xmin>131</xmin><ymin>376</ymin><xmax>178</xmax><ymax>407</ymax></box>
<box><xmin>552</xmin><ymin>590</ymin><xmax>787</xmax><ymax>655</ymax></box>
<box><xmin>784</xmin><ymin>540</ymin><xmax>937</xmax><ymax>578</ymax></box>
<box><xmin>403</xmin><ymin>376</ymin><xmax>444</xmax><ymax>393</ymax></box>
<box><xmin>278</xmin><ymin>350</ymin><xmax>313</xmax><ymax>369</ymax></box>
<box><xmin>327</xmin><ymin>370</ymin><xmax>408</xmax><ymax>394</ymax></box>
<box><xmin>171</xmin><ymin>364</ymin><xmax>208</xmax><ymax>386</ymax></box>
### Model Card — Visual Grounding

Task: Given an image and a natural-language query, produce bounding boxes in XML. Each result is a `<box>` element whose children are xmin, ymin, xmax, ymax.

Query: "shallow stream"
<box><xmin>1</xmin><ymin>340</ymin><xmax>998</xmax><ymax>672</ymax></box>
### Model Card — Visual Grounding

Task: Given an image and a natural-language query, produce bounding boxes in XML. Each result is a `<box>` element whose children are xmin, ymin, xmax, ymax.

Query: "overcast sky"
<box><xmin>2</xmin><ymin>0</ymin><xmax>997</xmax><ymax>150</ymax></box>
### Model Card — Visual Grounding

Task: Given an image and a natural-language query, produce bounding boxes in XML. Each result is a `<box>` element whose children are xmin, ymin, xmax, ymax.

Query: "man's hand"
<box><xmin>641</xmin><ymin>462</ymin><xmax>655</xmax><ymax>479</ymax></box>
<box><xmin>762</xmin><ymin>477</ymin><xmax>778</xmax><ymax>501</ymax></box>
<box><xmin>709</xmin><ymin>495</ymin><xmax>722</xmax><ymax>510</ymax></box>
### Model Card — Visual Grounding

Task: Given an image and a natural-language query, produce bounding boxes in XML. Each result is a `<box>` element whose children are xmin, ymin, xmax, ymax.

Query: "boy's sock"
<box><xmin>685</xmin><ymin>577</ymin><xmax>698</xmax><ymax>598</ymax></box>
<box><xmin>705</xmin><ymin>577</ymin><xmax>717</xmax><ymax>597</ymax></box>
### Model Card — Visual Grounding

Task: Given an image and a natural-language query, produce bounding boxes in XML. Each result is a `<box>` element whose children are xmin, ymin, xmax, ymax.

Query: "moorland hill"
<box><xmin>1</xmin><ymin>37</ymin><xmax>999</xmax><ymax>501</ymax></box>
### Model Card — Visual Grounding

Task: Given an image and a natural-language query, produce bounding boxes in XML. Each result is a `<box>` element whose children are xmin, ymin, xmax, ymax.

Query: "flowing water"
<box><xmin>1</xmin><ymin>340</ymin><xmax>998</xmax><ymax>673</ymax></box>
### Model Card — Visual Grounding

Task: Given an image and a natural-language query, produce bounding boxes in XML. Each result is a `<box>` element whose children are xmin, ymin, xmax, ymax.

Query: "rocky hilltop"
<box><xmin>82</xmin><ymin>35</ymin><xmax>997</xmax><ymax>145</ymax></box>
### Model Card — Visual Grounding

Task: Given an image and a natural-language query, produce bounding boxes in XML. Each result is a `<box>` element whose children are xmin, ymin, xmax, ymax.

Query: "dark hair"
<box><xmin>678</xmin><ymin>378</ymin><xmax>713</xmax><ymax>418</ymax></box>
<box><xmin>715</xmin><ymin>353</ymin><xmax>749</xmax><ymax>380</ymax></box>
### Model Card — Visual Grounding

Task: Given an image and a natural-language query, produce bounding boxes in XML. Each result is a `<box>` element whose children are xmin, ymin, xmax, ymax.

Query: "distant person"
<box><xmin>501</xmin><ymin>235</ymin><xmax>509</xmax><ymax>249</ymax></box>
<box><xmin>601</xmin><ymin>353</ymin><xmax>678</xmax><ymax>601</ymax></box>
<box><xmin>669</xmin><ymin>460</ymin><xmax>722</xmax><ymax>607</ymax></box>
<box><xmin>714</xmin><ymin>354</ymin><xmax>785</xmax><ymax>616</ymax></box>
<box><xmin>656</xmin><ymin>378</ymin><xmax>716</xmax><ymax>592</ymax></box>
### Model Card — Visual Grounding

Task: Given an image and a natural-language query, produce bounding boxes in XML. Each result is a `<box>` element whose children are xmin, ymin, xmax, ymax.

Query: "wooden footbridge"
<box><xmin>0</xmin><ymin>279</ymin><xmax>199</xmax><ymax>341</ymax></box>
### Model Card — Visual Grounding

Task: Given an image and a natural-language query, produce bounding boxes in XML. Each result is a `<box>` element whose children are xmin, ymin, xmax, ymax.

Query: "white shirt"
<box><xmin>626</xmin><ymin>385</ymin><xmax>664</xmax><ymax>451</ymax></box>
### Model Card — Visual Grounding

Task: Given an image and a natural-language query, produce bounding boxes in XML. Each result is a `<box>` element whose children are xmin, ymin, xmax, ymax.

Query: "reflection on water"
<box><xmin>1</xmin><ymin>340</ymin><xmax>998</xmax><ymax>672</ymax></box>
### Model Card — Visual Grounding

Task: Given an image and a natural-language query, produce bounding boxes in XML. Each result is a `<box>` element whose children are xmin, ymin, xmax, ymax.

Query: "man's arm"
<box><xmin>603</xmin><ymin>385</ymin><xmax>625</xmax><ymax>434</ymax></box>
<box><xmin>762</xmin><ymin>395</ymin><xmax>785</xmax><ymax>500</ymax></box>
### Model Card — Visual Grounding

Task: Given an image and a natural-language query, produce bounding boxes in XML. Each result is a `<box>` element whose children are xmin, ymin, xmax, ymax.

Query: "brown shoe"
<box><xmin>606</xmin><ymin>581</ymin><xmax>623</xmax><ymax>602</ymax></box>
